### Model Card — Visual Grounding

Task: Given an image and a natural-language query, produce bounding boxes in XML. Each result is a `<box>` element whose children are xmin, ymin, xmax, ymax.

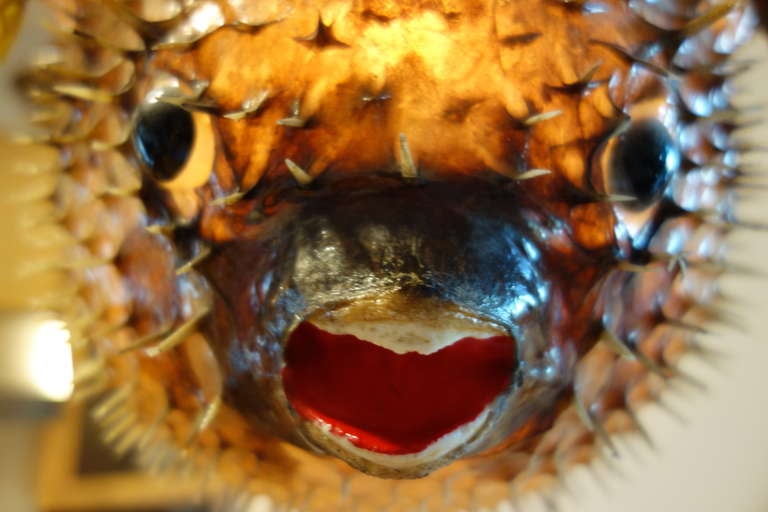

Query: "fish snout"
<box><xmin>200</xmin><ymin>182</ymin><xmax>586</xmax><ymax>477</ymax></box>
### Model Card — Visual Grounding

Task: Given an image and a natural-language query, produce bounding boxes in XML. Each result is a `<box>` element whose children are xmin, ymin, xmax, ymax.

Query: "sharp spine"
<box><xmin>210</xmin><ymin>191</ymin><xmax>246</xmax><ymax>207</ymax></box>
<box><xmin>515</xmin><ymin>168</ymin><xmax>551</xmax><ymax>180</ymax></box>
<box><xmin>176</xmin><ymin>245</ymin><xmax>212</xmax><ymax>275</ymax></box>
<box><xmin>398</xmin><ymin>133</ymin><xmax>418</xmax><ymax>179</ymax></box>
<box><xmin>52</xmin><ymin>84</ymin><xmax>115</xmax><ymax>103</ymax></box>
<box><xmin>277</xmin><ymin>100</ymin><xmax>307</xmax><ymax>127</ymax></box>
<box><xmin>524</xmin><ymin>110</ymin><xmax>563</xmax><ymax>126</ymax></box>
<box><xmin>185</xmin><ymin>395</ymin><xmax>222</xmax><ymax>446</ymax></box>
<box><xmin>602</xmin><ymin>328</ymin><xmax>636</xmax><ymax>359</ymax></box>
<box><xmin>145</xmin><ymin>310</ymin><xmax>209</xmax><ymax>357</ymax></box>
<box><xmin>573</xmin><ymin>394</ymin><xmax>618</xmax><ymax>457</ymax></box>
<box><xmin>285</xmin><ymin>158</ymin><xmax>314</xmax><ymax>186</ymax></box>
<box><xmin>680</xmin><ymin>1</ymin><xmax>737</xmax><ymax>37</ymax></box>
<box><xmin>222</xmin><ymin>90</ymin><xmax>270</xmax><ymax>120</ymax></box>
<box><xmin>92</xmin><ymin>383</ymin><xmax>134</xmax><ymax>420</ymax></box>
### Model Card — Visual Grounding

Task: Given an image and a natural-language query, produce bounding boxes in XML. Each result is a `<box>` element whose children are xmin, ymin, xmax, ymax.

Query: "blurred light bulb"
<box><xmin>26</xmin><ymin>319</ymin><xmax>72</xmax><ymax>402</ymax></box>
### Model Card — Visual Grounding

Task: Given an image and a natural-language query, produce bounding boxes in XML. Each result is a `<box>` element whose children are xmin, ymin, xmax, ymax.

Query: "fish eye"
<box><xmin>132</xmin><ymin>101</ymin><xmax>215</xmax><ymax>189</ymax></box>
<box><xmin>599</xmin><ymin>119</ymin><xmax>680</xmax><ymax>209</ymax></box>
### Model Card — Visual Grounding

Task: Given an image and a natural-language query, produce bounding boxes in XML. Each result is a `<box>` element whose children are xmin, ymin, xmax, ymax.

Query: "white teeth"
<box><xmin>316</xmin><ymin>405</ymin><xmax>492</xmax><ymax>469</ymax></box>
<box><xmin>311</xmin><ymin>317</ymin><xmax>506</xmax><ymax>354</ymax></box>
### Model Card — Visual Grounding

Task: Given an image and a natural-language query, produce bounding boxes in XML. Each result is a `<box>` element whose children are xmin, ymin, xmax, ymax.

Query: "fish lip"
<box><xmin>307</xmin><ymin>296</ymin><xmax>511</xmax><ymax>355</ymax></box>
<box><xmin>298</xmin><ymin>397</ymin><xmax>506</xmax><ymax>479</ymax></box>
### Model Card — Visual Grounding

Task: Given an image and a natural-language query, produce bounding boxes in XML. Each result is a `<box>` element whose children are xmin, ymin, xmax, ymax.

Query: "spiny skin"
<box><xmin>24</xmin><ymin>0</ymin><xmax>757</xmax><ymax>510</ymax></box>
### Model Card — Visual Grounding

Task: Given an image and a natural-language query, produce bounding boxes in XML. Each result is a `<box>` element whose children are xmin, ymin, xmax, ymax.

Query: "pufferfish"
<box><xmin>6</xmin><ymin>0</ymin><xmax>760</xmax><ymax>510</ymax></box>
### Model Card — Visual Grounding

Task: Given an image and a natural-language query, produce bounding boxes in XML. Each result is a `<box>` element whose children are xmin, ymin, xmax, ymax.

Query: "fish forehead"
<box><xmin>135</xmin><ymin>0</ymin><xmax>664</xmax><ymax>246</ymax></box>
<box><xmin>146</xmin><ymin>1</ymin><xmax>632</xmax><ymax>194</ymax></box>
<box><xmin>30</xmin><ymin>0</ymin><xmax>759</xmax><ymax>510</ymax></box>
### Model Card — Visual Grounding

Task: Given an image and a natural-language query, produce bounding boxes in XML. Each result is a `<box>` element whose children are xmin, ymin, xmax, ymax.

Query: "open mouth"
<box><xmin>282</xmin><ymin>321</ymin><xmax>518</xmax><ymax>456</ymax></box>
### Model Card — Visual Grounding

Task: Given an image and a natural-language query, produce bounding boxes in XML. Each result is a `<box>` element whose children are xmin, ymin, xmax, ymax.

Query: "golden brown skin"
<box><xmin>21</xmin><ymin>0</ymin><xmax>758</xmax><ymax>509</ymax></box>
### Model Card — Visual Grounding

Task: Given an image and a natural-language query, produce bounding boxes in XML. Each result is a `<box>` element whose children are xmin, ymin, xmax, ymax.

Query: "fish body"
<box><xmin>14</xmin><ymin>0</ymin><xmax>759</xmax><ymax>510</ymax></box>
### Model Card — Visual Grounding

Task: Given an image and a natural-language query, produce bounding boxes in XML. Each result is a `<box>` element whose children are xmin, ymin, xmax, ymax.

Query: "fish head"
<box><xmin>119</xmin><ymin>2</ymin><xmax>704</xmax><ymax>478</ymax></box>
<box><xmin>30</xmin><ymin>0</ymin><xmax>758</xmax><ymax>503</ymax></box>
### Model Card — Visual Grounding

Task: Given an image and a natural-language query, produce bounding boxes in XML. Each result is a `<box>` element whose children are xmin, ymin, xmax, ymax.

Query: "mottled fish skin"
<box><xmin>19</xmin><ymin>0</ymin><xmax>758</xmax><ymax>510</ymax></box>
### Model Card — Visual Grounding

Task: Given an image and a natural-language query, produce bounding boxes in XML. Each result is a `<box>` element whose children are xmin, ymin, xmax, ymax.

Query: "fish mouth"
<box><xmin>281</xmin><ymin>300</ymin><xmax>518</xmax><ymax>476</ymax></box>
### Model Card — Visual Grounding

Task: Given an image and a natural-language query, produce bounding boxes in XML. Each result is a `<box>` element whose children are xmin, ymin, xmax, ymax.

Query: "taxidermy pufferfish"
<box><xmin>9</xmin><ymin>0</ymin><xmax>761</xmax><ymax>510</ymax></box>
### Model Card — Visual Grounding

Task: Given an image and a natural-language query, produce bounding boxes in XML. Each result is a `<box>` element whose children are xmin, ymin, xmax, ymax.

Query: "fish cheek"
<box><xmin>117</xmin><ymin>228</ymin><xmax>179</xmax><ymax>336</ymax></box>
<box><xmin>193</xmin><ymin>235</ymin><xmax>308</xmax><ymax>444</ymax></box>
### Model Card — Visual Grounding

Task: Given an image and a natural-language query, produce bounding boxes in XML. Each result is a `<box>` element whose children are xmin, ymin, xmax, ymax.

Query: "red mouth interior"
<box><xmin>282</xmin><ymin>321</ymin><xmax>517</xmax><ymax>455</ymax></box>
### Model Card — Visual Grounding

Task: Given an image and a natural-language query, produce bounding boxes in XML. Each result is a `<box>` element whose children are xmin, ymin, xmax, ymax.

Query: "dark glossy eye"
<box><xmin>607</xmin><ymin>119</ymin><xmax>680</xmax><ymax>208</ymax></box>
<box><xmin>133</xmin><ymin>102</ymin><xmax>194</xmax><ymax>181</ymax></box>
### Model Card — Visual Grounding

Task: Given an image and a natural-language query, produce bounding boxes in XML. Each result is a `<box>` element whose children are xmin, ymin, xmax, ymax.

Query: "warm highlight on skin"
<box><xmin>150</xmin><ymin>1</ymin><xmax>628</xmax><ymax>234</ymax></box>
<box><xmin>18</xmin><ymin>0</ymin><xmax>759</xmax><ymax>510</ymax></box>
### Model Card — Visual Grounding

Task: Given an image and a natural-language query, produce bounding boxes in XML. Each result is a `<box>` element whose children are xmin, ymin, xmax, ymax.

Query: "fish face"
<box><xmin>24</xmin><ymin>0</ymin><xmax>759</xmax><ymax>507</ymax></box>
<box><xmin>198</xmin><ymin>180</ymin><xmax>607</xmax><ymax>477</ymax></box>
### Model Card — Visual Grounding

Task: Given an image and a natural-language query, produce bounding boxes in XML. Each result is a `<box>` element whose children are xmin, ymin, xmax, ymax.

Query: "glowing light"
<box><xmin>246</xmin><ymin>495</ymin><xmax>274</xmax><ymax>512</ymax></box>
<box><xmin>26</xmin><ymin>319</ymin><xmax>72</xmax><ymax>402</ymax></box>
